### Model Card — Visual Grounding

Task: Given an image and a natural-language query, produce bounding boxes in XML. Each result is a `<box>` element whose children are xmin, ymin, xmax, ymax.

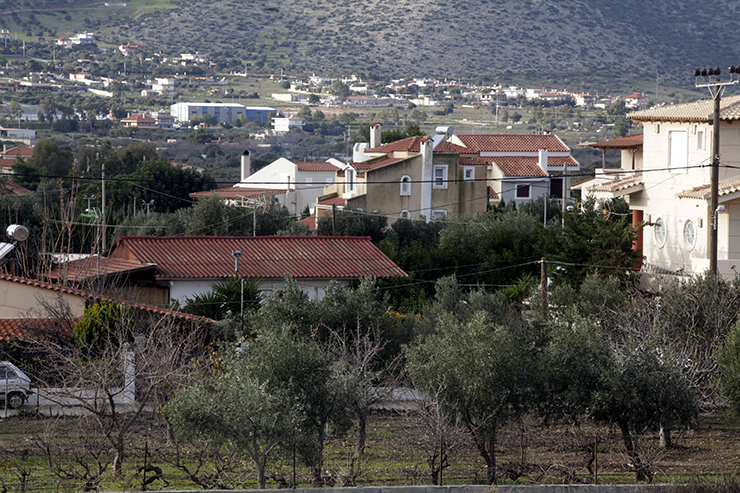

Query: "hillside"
<box><xmin>4</xmin><ymin>0</ymin><xmax>740</xmax><ymax>82</ymax></box>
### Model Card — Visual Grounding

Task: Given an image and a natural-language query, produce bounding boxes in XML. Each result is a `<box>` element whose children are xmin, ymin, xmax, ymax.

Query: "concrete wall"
<box><xmin>0</xmin><ymin>280</ymin><xmax>86</xmax><ymax>318</ymax></box>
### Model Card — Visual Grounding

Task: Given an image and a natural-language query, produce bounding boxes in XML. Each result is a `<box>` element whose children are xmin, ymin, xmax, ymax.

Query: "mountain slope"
<box><xmin>6</xmin><ymin>0</ymin><xmax>740</xmax><ymax>78</ymax></box>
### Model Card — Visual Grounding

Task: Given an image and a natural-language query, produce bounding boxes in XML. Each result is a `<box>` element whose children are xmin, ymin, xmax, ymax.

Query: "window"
<box><xmin>668</xmin><ymin>130</ymin><xmax>688</xmax><ymax>173</ymax></box>
<box><xmin>653</xmin><ymin>217</ymin><xmax>667</xmax><ymax>248</ymax></box>
<box><xmin>464</xmin><ymin>166</ymin><xmax>475</xmax><ymax>181</ymax></box>
<box><xmin>400</xmin><ymin>210</ymin><xmax>411</xmax><ymax>219</ymax></box>
<box><xmin>433</xmin><ymin>165</ymin><xmax>448</xmax><ymax>189</ymax></box>
<box><xmin>431</xmin><ymin>209</ymin><xmax>447</xmax><ymax>221</ymax></box>
<box><xmin>516</xmin><ymin>184</ymin><xmax>531</xmax><ymax>199</ymax></box>
<box><xmin>683</xmin><ymin>219</ymin><xmax>697</xmax><ymax>251</ymax></box>
<box><xmin>697</xmin><ymin>129</ymin><xmax>705</xmax><ymax>151</ymax></box>
<box><xmin>400</xmin><ymin>175</ymin><xmax>411</xmax><ymax>196</ymax></box>
<box><xmin>346</xmin><ymin>169</ymin><xmax>355</xmax><ymax>192</ymax></box>
<box><xmin>550</xmin><ymin>177</ymin><xmax>563</xmax><ymax>199</ymax></box>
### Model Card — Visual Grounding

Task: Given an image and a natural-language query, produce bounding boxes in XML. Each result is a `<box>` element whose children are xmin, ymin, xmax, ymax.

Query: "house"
<box><xmin>53</xmin><ymin>236</ymin><xmax>406</xmax><ymax>304</ymax></box>
<box><xmin>121</xmin><ymin>113</ymin><xmax>157</xmax><ymax>129</ymax></box>
<box><xmin>329</xmin><ymin>123</ymin><xmax>578</xmax><ymax>223</ymax></box>
<box><xmin>578</xmin><ymin>94</ymin><xmax>740</xmax><ymax>279</ymax></box>
<box><xmin>625</xmin><ymin>92</ymin><xmax>649</xmax><ymax>110</ymax></box>
<box><xmin>0</xmin><ymin>145</ymin><xmax>33</xmax><ymax>174</ymax></box>
<box><xmin>190</xmin><ymin>151</ymin><xmax>344</xmax><ymax>216</ymax></box>
<box><xmin>272</xmin><ymin>116</ymin><xmax>304</xmax><ymax>133</ymax></box>
<box><xmin>0</xmin><ymin>273</ymin><xmax>209</xmax><ymax>341</ymax></box>
<box><xmin>142</xmin><ymin>78</ymin><xmax>175</xmax><ymax>97</ymax></box>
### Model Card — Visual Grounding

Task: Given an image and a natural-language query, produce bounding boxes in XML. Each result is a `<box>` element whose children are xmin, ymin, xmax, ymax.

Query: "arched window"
<box><xmin>400</xmin><ymin>175</ymin><xmax>411</xmax><ymax>196</ymax></box>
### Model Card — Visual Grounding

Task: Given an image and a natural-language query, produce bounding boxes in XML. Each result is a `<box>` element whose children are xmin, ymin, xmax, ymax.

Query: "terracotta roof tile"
<box><xmin>488</xmin><ymin>186</ymin><xmax>499</xmax><ymax>200</ymax></box>
<box><xmin>366</xmin><ymin>136</ymin><xmax>424</xmax><ymax>153</ymax></box>
<box><xmin>589</xmin><ymin>173</ymin><xmax>644</xmax><ymax>193</ymax></box>
<box><xmin>46</xmin><ymin>256</ymin><xmax>155</xmax><ymax>283</ymax></box>
<box><xmin>491</xmin><ymin>157</ymin><xmax>547</xmax><ymax>177</ymax></box>
<box><xmin>190</xmin><ymin>187</ymin><xmax>290</xmax><ymax>200</ymax></box>
<box><xmin>586</xmin><ymin>133</ymin><xmax>643</xmax><ymax>150</ymax></box>
<box><xmin>0</xmin><ymin>318</ymin><xmax>75</xmax><ymax>342</ymax></box>
<box><xmin>317</xmin><ymin>196</ymin><xmax>346</xmax><ymax>206</ymax></box>
<box><xmin>677</xmin><ymin>176</ymin><xmax>740</xmax><ymax>200</ymax></box>
<box><xmin>630</xmin><ymin>95</ymin><xmax>740</xmax><ymax>123</ymax></box>
<box><xmin>107</xmin><ymin>236</ymin><xmax>407</xmax><ymax>280</ymax></box>
<box><xmin>2</xmin><ymin>180</ymin><xmax>32</xmax><ymax>196</ymax></box>
<box><xmin>295</xmin><ymin>161</ymin><xmax>340</xmax><ymax>172</ymax></box>
<box><xmin>456</xmin><ymin>134</ymin><xmax>570</xmax><ymax>153</ymax></box>
<box><xmin>352</xmin><ymin>156</ymin><xmax>409</xmax><ymax>171</ymax></box>
<box><xmin>299</xmin><ymin>216</ymin><xmax>317</xmax><ymax>229</ymax></box>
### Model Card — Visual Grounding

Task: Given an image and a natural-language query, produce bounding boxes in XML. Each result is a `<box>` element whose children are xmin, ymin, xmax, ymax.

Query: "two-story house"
<box><xmin>323</xmin><ymin>123</ymin><xmax>578</xmax><ymax>223</ymax></box>
<box><xmin>579</xmin><ymin>94</ymin><xmax>740</xmax><ymax>279</ymax></box>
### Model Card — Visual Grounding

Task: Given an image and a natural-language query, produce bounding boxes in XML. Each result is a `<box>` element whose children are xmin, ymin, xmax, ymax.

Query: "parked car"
<box><xmin>0</xmin><ymin>361</ymin><xmax>32</xmax><ymax>409</ymax></box>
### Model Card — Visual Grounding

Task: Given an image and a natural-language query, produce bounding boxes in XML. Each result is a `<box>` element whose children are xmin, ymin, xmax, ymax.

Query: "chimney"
<box><xmin>241</xmin><ymin>149</ymin><xmax>252</xmax><ymax>181</ymax></box>
<box><xmin>370</xmin><ymin>120</ymin><xmax>383</xmax><ymax>149</ymax></box>
<box><xmin>420</xmin><ymin>138</ymin><xmax>433</xmax><ymax>222</ymax></box>
<box><xmin>538</xmin><ymin>148</ymin><xmax>548</xmax><ymax>172</ymax></box>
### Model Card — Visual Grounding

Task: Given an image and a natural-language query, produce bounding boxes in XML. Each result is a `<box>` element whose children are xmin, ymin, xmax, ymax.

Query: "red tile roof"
<box><xmin>299</xmin><ymin>216</ymin><xmax>317</xmax><ymax>229</ymax></box>
<box><xmin>107</xmin><ymin>236</ymin><xmax>407</xmax><ymax>280</ymax></box>
<box><xmin>352</xmin><ymin>156</ymin><xmax>409</xmax><ymax>171</ymax></box>
<box><xmin>586</xmin><ymin>133</ymin><xmax>643</xmax><ymax>150</ymax></box>
<box><xmin>190</xmin><ymin>187</ymin><xmax>290</xmax><ymax>200</ymax></box>
<box><xmin>0</xmin><ymin>318</ymin><xmax>75</xmax><ymax>342</ymax></box>
<box><xmin>122</xmin><ymin>113</ymin><xmax>156</xmax><ymax>123</ymax></box>
<box><xmin>366</xmin><ymin>136</ymin><xmax>424</xmax><ymax>153</ymax></box>
<box><xmin>456</xmin><ymin>134</ymin><xmax>570</xmax><ymax>153</ymax></box>
<box><xmin>295</xmin><ymin>161</ymin><xmax>340</xmax><ymax>172</ymax></box>
<box><xmin>46</xmin><ymin>256</ymin><xmax>155</xmax><ymax>283</ymax></box>
<box><xmin>488</xmin><ymin>186</ymin><xmax>499</xmax><ymax>200</ymax></box>
<box><xmin>2</xmin><ymin>180</ymin><xmax>32</xmax><ymax>196</ymax></box>
<box><xmin>317</xmin><ymin>196</ymin><xmax>346</xmax><ymax>207</ymax></box>
<box><xmin>460</xmin><ymin>156</ymin><xmax>494</xmax><ymax>166</ymax></box>
<box><xmin>491</xmin><ymin>157</ymin><xmax>547</xmax><ymax>177</ymax></box>
<box><xmin>366</xmin><ymin>136</ymin><xmax>468</xmax><ymax>154</ymax></box>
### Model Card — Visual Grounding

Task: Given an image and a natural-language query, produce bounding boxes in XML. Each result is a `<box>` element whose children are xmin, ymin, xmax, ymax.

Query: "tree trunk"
<box><xmin>311</xmin><ymin>425</ymin><xmax>326</xmax><ymax>487</ymax></box>
<box><xmin>618</xmin><ymin>421</ymin><xmax>648</xmax><ymax>482</ymax></box>
<box><xmin>113</xmin><ymin>433</ymin><xmax>125</xmax><ymax>476</ymax></box>
<box><xmin>355</xmin><ymin>407</ymin><xmax>366</xmax><ymax>459</ymax></box>
<box><xmin>471</xmin><ymin>426</ymin><xmax>497</xmax><ymax>484</ymax></box>
<box><xmin>659</xmin><ymin>424</ymin><xmax>672</xmax><ymax>449</ymax></box>
<box><xmin>257</xmin><ymin>460</ymin><xmax>266</xmax><ymax>489</ymax></box>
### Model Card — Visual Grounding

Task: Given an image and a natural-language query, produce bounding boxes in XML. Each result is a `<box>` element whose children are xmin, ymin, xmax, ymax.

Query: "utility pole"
<box><xmin>101</xmin><ymin>162</ymin><xmax>106</xmax><ymax>252</ymax></box>
<box><xmin>541</xmin><ymin>257</ymin><xmax>548</xmax><ymax>316</ymax></box>
<box><xmin>694</xmin><ymin>67</ymin><xmax>739</xmax><ymax>275</ymax></box>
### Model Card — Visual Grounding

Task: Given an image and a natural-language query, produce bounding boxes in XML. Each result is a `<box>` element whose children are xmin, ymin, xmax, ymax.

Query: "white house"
<box><xmin>97</xmin><ymin>236</ymin><xmax>406</xmax><ymax>303</ymax></box>
<box><xmin>272</xmin><ymin>116</ymin><xmax>304</xmax><ymax>133</ymax></box>
<box><xmin>190</xmin><ymin>151</ymin><xmax>344</xmax><ymax>217</ymax></box>
<box><xmin>580</xmin><ymin>94</ymin><xmax>740</xmax><ymax>280</ymax></box>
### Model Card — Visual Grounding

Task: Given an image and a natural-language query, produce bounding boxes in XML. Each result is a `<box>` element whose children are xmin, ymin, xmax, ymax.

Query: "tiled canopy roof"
<box><xmin>190</xmin><ymin>187</ymin><xmax>290</xmax><ymax>200</ymax></box>
<box><xmin>677</xmin><ymin>176</ymin><xmax>740</xmax><ymax>200</ymax></box>
<box><xmin>630</xmin><ymin>95</ymin><xmax>740</xmax><ymax>123</ymax></box>
<box><xmin>108</xmin><ymin>236</ymin><xmax>407</xmax><ymax>280</ymax></box>
<box><xmin>490</xmin><ymin>157</ymin><xmax>547</xmax><ymax>177</ymax></box>
<box><xmin>456</xmin><ymin>134</ymin><xmax>570</xmax><ymax>153</ymax></box>
<box><xmin>0</xmin><ymin>318</ymin><xmax>75</xmax><ymax>342</ymax></box>
<box><xmin>46</xmin><ymin>256</ymin><xmax>155</xmax><ymax>283</ymax></box>
<box><xmin>589</xmin><ymin>173</ymin><xmax>644</xmax><ymax>194</ymax></box>
<box><xmin>352</xmin><ymin>156</ymin><xmax>409</xmax><ymax>171</ymax></box>
<box><xmin>586</xmin><ymin>133</ymin><xmax>644</xmax><ymax>150</ymax></box>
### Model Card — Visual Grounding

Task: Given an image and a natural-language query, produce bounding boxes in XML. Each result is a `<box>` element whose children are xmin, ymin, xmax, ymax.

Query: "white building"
<box><xmin>272</xmin><ymin>116</ymin><xmax>304</xmax><ymax>133</ymax></box>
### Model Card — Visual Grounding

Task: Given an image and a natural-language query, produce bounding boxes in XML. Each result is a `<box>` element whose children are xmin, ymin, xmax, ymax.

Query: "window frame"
<box><xmin>463</xmin><ymin>166</ymin><xmax>475</xmax><ymax>181</ymax></box>
<box><xmin>683</xmin><ymin>218</ymin><xmax>697</xmax><ymax>251</ymax></box>
<box><xmin>433</xmin><ymin>165</ymin><xmax>448</xmax><ymax>189</ymax></box>
<box><xmin>653</xmin><ymin>216</ymin><xmax>667</xmax><ymax>248</ymax></box>
<box><xmin>431</xmin><ymin>209</ymin><xmax>448</xmax><ymax>221</ymax></box>
<box><xmin>668</xmin><ymin>129</ymin><xmax>688</xmax><ymax>174</ymax></box>
<box><xmin>400</xmin><ymin>175</ymin><xmax>411</xmax><ymax>196</ymax></box>
<box><xmin>516</xmin><ymin>184</ymin><xmax>531</xmax><ymax>199</ymax></box>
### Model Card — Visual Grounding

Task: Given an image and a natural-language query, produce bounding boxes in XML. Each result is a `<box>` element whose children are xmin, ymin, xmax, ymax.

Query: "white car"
<box><xmin>0</xmin><ymin>361</ymin><xmax>32</xmax><ymax>409</ymax></box>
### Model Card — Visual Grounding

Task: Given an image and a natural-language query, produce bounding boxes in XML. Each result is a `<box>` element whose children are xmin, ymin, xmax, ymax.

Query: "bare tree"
<box><xmin>29</xmin><ymin>307</ymin><xmax>206</xmax><ymax>476</ymax></box>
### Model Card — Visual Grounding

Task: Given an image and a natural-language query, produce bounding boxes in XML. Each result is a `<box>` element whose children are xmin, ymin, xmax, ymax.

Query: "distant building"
<box><xmin>272</xmin><ymin>116</ymin><xmax>304</xmax><ymax>133</ymax></box>
<box><xmin>121</xmin><ymin>113</ymin><xmax>157</xmax><ymax>129</ymax></box>
<box><xmin>70</xmin><ymin>32</ymin><xmax>95</xmax><ymax>45</ymax></box>
<box><xmin>170</xmin><ymin>103</ymin><xmax>276</xmax><ymax>124</ymax></box>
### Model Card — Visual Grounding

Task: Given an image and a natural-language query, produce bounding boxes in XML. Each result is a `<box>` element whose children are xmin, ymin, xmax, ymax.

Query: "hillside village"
<box><xmin>3</xmin><ymin>16</ymin><xmax>740</xmax><ymax>493</ymax></box>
